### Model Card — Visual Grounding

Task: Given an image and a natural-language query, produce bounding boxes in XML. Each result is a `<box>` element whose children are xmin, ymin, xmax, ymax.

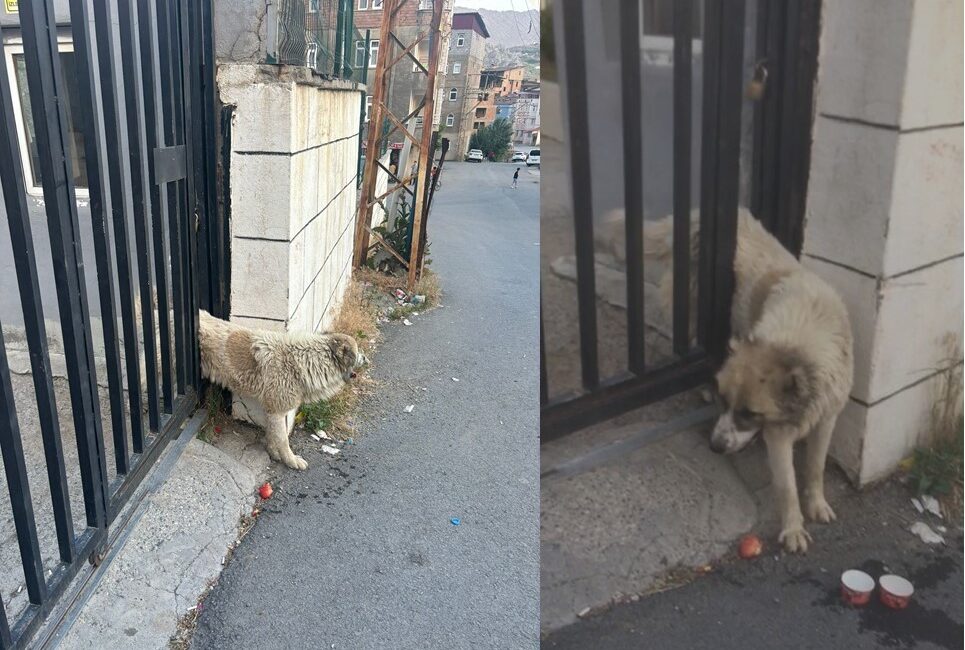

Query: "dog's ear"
<box><xmin>781</xmin><ymin>358</ymin><xmax>812</xmax><ymax>410</ymax></box>
<box><xmin>330</xmin><ymin>338</ymin><xmax>356</xmax><ymax>368</ymax></box>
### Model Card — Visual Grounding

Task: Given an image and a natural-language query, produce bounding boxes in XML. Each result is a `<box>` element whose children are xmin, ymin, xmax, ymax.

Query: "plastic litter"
<box><xmin>920</xmin><ymin>494</ymin><xmax>943</xmax><ymax>518</ymax></box>
<box><xmin>909</xmin><ymin>521</ymin><xmax>945</xmax><ymax>545</ymax></box>
<box><xmin>450</xmin><ymin>517</ymin><xmax>461</xmax><ymax>525</ymax></box>
<box><xmin>411</xmin><ymin>295</ymin><xmax>426</xmax><ymax>305</ymax></box>
<box><xmin>403</xmin><ymin>318</ymin><xmax>413</xmax><ymax>326</ymax></box>
<box><xmin>404</xmin><ymin>404</ymin><xmax>415</xmax><ymax>413</ymax></box>
<box><xmin>321</xmin><ymin>445</ymin><xmax>341</xmax><ymax>456</ymax></box>
<box><xmin>911</xmin><ymin>497</ymin><xmax>924</xmax><ymax>514</ymax></box>
<box><xmin>310</xmin><ymin>434</ymin><xmax>320</xmax><ymax>442</ymax></box>
<box><xmin>451</xmin><ymin>377</ymin><xmax>459</xmax><ymax>382</ymax></box>
<box><xmin>258</xmin><ymin>483</ymin><xmax>273</xmax><ymax>500</ymax></box>
<box><xmin>316</xmin><ymin>430</ymin><xmax>331</xmax><ymax>440</ymax></box>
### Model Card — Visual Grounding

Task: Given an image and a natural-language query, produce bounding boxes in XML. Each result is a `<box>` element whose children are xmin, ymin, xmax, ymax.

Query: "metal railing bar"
<box><xmin>155</xmin><ymin>0</ymin><xmax>188</xmax><ymax>396</ymax></box>
<box><xmin>0</xmin><ymin>39</ymin><xmax>76</xmax><ymax>563</ymax></box>
<box><xmin>117</xmin><ymin>0</ymin><xmax>162</xmax><ymax>438</ymax></box>
<box><xmin>560</xmin><ymin>0</ymin><xmax>599</xmax><ymax>390</ymax></box>
<box><xmin>20</xmin><ymin>0</ymin><xmax>108</xmax><ymax>529</ymax></box>
<box><xmin>0</xmin><ymin>324</ymin><xmax>49</xmax><ymax>606</ymax></box>
<box><xmin>138</xmin><ymin>0</ymin><xmax>175</xmax><ymax>415</ymax></box>
<box><xmin>672</xmin><ymin>0</ymin><xmax>694</xmax><ymax>357</ymax></box>
<box><xmin>92</xmin><ymin>0</ymin><xmax>148</xmax><ymax>458</ymax></box>
<box><xmin>620</xmin><ymin>0</ymin><xmax>645</xmax><ymax>375</ymax></box>
<box><xmin>68</xmin><ymin>0</ymin><xmax>132</xmax><ymax>478</ymax></box>
<box><xmin>179</xmin><ymin>0</ymin><xmax>203</xmax><ymax>390</ymax></box>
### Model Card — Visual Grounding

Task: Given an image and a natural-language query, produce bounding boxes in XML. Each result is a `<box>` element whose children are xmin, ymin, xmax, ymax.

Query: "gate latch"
<box><xmin>745</xmin><ymin>59</ymin><xmax>768</xmax><ymax>101</ymax></box>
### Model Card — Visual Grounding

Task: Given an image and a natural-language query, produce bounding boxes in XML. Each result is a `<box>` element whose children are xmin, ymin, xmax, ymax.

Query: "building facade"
<box><xmin>513</xmin><ymin>82</ymin><xmax>540</xmax><ymax>146</ymax></box>
<box><xmin>441</xmin><ymin>11</ymin><xmax>489</xmax><ymax>156</ymax></box>
<box><xmin>354</xmin><ymin>0</ymin><xmax>454</xmax><ymax>150</ymax></box>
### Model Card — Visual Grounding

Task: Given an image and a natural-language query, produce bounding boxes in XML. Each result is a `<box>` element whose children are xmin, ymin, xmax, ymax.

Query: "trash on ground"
<box><xmin>346</xmin><ymin>438</ymin><xmax>354</xmax><ymax>445</ymax></box>
<box><xmin>404</xmin><ymin>404</ymin><xmax>415</xmax><ymax>413</ymax></box>
<box><xmin>403</xmin><ymin>318</ymin><xmax>413</xmax><ymax>326</ymax></box>
<box><xmin>451</xmin><ymin>377</ymin><xmax>459</xmax><ymax>382</ymax></box>
<box><xmin>321</xmin><ymin>445</ymin><xmax>340</xmax><ymax>456</ymax></box>
<box><xmin>909</xmin><ymin>521</ymin><xmax>945</xmax><ymax>544</ymax></box>
<box><xmin>738</xmin><ymin>533</ymin><xmax>762</xmax><ymax>559</ymax></box>
<box><xmin>696</xmin><ymin>564</ymin><xmax>713</xmax><ymax>574</ymax></box>
<box><xmin>411</xmin><ymin>294</ymin><xmax>426</xmax><ymax>305</ymax></box>
<box><xmin>911</xmin><ymin>497</ymin><xmax>924</xmax><ymax>514</ymax></box>
<box><xmin>393</xmin><ymin>289</ymin><xmax>406</xmax><ymax>300</ymax></box>
<box><xmin>450</xmin><ymin>517</ymin><xmax>461</xmax><ymax>525</ymax></box>
<box><xmin>840</xmin><ymin>569</ymin><xmax>874</xmax><ymax>606</ymax></box>
<box><xmin>310</xmin><ymin>434</ymin><xmax>320</xmax><ymax>442</ymax></box>
<box><xmin>577</xmin><ymin>607</ymin><xmax>591</xmax><ymax>618</ymax></box>
<box><xmin>920</xmin><ymin>494</ymin><xmax>943</xmax><ymax>518</ymax></box>
<box><xmin>316</xmin><ymin>430</ymin><xmax>331</xmax><ymax>440</ymax></box>
<box><xmin>879</xmin><ymin>574</ymin><xmax>914</xmax><ymax>609</ymax></box>
<box><xmin>258</xmin><ymin>483</ymin><xmax>273</xmax><ymax>500</ymax></box>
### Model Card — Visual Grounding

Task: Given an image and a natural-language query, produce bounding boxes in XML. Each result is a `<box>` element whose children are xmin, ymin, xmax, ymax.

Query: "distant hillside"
<box><xmin>454</xmin><ymin>7</ymin><xmax>540</xmax><ymax>48</ymax></box>
<box><xmin>484</xmin><ymin>43</ymin><xmax>539</xmax><ymax>80</ymax></box>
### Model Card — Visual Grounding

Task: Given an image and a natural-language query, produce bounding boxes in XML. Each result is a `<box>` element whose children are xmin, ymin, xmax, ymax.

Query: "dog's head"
<box><xmin>327</xmin><ymin>333</ymin><xmax>368</xmax><ymax>381</ymax></box>
<box><xmin>710</xmin><ymin>337</ymin><xmax>814</xmax><ymax>454</ymax></box>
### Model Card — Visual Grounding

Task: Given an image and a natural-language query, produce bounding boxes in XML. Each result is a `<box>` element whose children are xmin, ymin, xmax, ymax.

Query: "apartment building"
<box><xmin>441</xmin><ymin>11</ymin><xmax>490</xmax><ymax>156</ymax></box>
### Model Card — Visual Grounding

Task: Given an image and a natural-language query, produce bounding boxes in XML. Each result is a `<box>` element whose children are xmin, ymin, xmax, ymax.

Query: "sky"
<box><xmin>454</xmin><ymin>0</ymin><xmax>537</xmax><ymax>11</ymax></box>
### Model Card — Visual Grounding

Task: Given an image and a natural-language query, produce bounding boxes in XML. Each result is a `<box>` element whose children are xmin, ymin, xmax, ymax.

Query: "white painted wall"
<box><xmin>217</xmin><ymin>63</ymin><xmax>363</xmax><ymax>426</ymax></box>
<box><xmin>803</xmin><ymin>0</ymin><xmax>963</xmax><ymax>485</ymax></box>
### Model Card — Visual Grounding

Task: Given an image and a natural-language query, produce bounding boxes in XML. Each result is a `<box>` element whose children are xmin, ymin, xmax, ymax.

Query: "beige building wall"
<box><xmin>218</xmin><ymin>64</ymin><xmax>363</xmax><ymax>427</ymax></box>
<box><xmin>802</xmin><ymin>0</ymin><xmax>963</xmax><ymax>485</ymax></box>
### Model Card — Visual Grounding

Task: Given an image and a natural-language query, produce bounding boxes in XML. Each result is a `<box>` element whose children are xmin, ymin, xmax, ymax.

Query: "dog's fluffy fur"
<box><xmin>199</xmin><ymin>311</ymin><xmax>367</xmax><ymax>470</ymax></box>
<box><xmin>635</xmin><ymin>208</ymin><xmax>853</xmax><ymax>553</ymax></box>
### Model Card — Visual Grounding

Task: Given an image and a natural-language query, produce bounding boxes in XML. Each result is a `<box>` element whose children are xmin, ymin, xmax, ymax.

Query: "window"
<box><xmin>419</xmin><ymin>0</ymin><xmax>433</xmax><ymax>9</ymax></box>
<box><xmin>452</xmin><ymin>61</ymin><xmax>461</xmax><ymax>74</ymax></box>
<box><xmin>475</xmin><ymin>107</ymin><xmax>486</xmax><ymax>118</ymax></box>
<box><xmin>473</xmin><ymin>121</ymin><xmax>484</xmax><ymax>129</ymax></box>
<box><xmin>446</xmin><ymin>113</ymin><xmax>454</xmax><ymax>127</ymax></box>
<box><xmin>359</xmin><ymin>0</ymin><xmax>383</xmax><ymax>8</ymax></box>
<box><xmin>355</xmin><ymin>39</ymin><xmax>379</xmax><ymax>68</ymax></box>
<box><xmin>365</xmin><ymin>95</ymin><xmax>373</xmax><ymax>122</ymax></box>
<box><xmin>456</xmin><ymin>33</ymin><xmax>465</xmax><ymax>47</ymax></box>
<box><xmin>308</xmin><ymin>0</ymin><xmax>320</xmax><ymax>12</ymax></box>
<box><xmin>416</xmin><ymin>116</ymin><xmax>423</xmax><ymax>127</ymax></box>
<box><xmin>306</xmin><ymin>42</ymin><xmax>318</xmax><ymax>69</ymax></box>
<box><xmin>448</xmin><ymin>88</ymin><xmax>457</xmax><ymax>101</ymax></box>
<box><xmin>7</xmin><ymin>45</ymin><xmax>88</xmax><ymax>193</ymax></box>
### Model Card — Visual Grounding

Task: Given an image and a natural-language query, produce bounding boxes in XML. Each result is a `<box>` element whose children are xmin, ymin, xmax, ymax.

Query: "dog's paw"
<box><xmin>805</xmin><ymin>497</ymin><xmax>837</xmax><ymax>524</ymax></box>
<box><xmin>778</xmin><ymin>526</ymin><xmax>812</xmax><ymax>554</ymax></box>
<box><xmin>284</xmin><ymin>454</ymin><xmax>309</xmax><ymax>471</ymax></box>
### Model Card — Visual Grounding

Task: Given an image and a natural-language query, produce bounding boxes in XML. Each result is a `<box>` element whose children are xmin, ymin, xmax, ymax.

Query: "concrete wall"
<box><xmin>217</xmin><ymin>63</ymin><xmax>362</xmax><ymax>424</ymax></box>
<box><xmin>802</xmin><ymin>0</ymin><xmax>964</xmax><ymax>485</ymax></box>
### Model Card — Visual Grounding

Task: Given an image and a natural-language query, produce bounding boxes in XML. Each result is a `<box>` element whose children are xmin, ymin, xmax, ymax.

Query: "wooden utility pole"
<box><xmin>353</xmin><ymin>0</ymin><xmax>446</xmax><ymax>293</ymax></box>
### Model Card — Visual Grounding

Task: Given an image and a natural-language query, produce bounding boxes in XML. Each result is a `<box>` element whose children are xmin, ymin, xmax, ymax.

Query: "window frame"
<box><xmin>3</xmin><ymin>38</ymin><xmax>88</xmax><ymax>198</ymax></box>
<box><xmin>448</xmin><ymin>88</ymin><xmax>457</xmax><ymax>101</ymax></box>
<box><xmin>452</xmin><ymin>61</ymin><xmax>461</xmax><ymax>74</ymax></box>
<box><xmin>355</xmin><ymin>39</ymin><xmax>380</xmax><ymax>69</ymax></box>
<box><xmin>456</xmin><ymin>34</ymin><xmax>465</xmax><ymax>47</ymax></box>
<box><xmin>445</xmin><ymin>113</ymin><xmax>454</xmax><ymax>127</ymax></box>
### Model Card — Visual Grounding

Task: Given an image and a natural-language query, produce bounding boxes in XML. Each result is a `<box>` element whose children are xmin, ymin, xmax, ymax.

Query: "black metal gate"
<box><xmin>0</xmin><ymin>0</ymin><xmax>216</xmax><ymax>646</ymax></box>
<box><xmin>540</xmin><ymin>0</ymin><xmax>820</xmax><ymax>442</ymax></box>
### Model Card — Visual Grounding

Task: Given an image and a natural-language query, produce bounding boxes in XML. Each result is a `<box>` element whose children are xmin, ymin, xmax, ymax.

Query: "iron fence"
<box><xmin>0</xmin><ymin>0</ymin><xmax>214</xmax><ymax>645</ymax></box>
<box><xmin>270</xmin><ymin>0</ymin><xmax>365</xmax><ymax>80</ymax></box>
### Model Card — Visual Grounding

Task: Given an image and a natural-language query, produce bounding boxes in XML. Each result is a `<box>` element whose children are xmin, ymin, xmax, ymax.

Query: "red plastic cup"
<box><xmin>879</xmin><ymin>574</ymin><xmax>914</xmax><ymax>609</ymax></box>
<box><xmin>840</xmin><ymin>569</ymin><xmax>875</xmax><ymax>606</ymax></box>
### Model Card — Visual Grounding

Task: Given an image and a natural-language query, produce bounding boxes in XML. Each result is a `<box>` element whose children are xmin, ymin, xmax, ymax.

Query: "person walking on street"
<box><xmin>512</xmin><ymin>167</ymin><xmax>520</xmax><ymax>189</ymax></box>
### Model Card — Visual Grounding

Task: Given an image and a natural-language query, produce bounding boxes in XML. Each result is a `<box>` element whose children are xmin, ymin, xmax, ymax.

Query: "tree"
<box><xmin>468</xmin><ymin>118</ymin><xmax>514</xmax><ymax>161</ymax></box>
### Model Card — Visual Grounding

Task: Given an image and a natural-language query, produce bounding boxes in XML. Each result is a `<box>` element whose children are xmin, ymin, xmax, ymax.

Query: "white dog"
<box><xmin>198</xmin><ymin>311</ymin><xmax>367</xmax><ymax>470</ymax></box>
<box><xmin>625</xmin><ymin>208</ymin><xmax>853</xmax><ymax>553</ymax></box>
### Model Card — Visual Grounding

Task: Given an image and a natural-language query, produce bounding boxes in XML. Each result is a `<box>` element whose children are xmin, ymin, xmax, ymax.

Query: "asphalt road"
<box><xmin>191</xmin><ymin>161</ymin><xmax>540</xmax><ymax>649</ymax></box>
<box><xmin>544</xmin><ymin>478</ymin><xmax>964</xmax><ymax>650</ymax></box>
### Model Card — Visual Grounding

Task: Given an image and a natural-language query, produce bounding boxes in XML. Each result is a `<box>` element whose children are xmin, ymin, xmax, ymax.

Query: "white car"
<box><xmin>511</xmin><ymin>151</ymin><xmax>527</xmax><ymax>163</ymax></box>
<box><xmin>526</xmin><ymin>149</ymin><xmax>540</xmax><ymax>166</ymax></box>
<box><xmin>466</xmin><ymin>149</ymin><xmax>484</xmax><ymax>162</ymax></box>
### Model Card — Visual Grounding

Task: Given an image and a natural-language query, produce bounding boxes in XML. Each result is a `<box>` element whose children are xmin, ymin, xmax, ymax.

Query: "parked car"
<box><xmin>526</xmin><ymin>149</ymin><xmax>540</xmax><ymax>167</ymax></box>
<box><xmin>465</xmin><ymin>149</ymin><xmax>484</xmax><ymax>162</ymax></box>
<box><xmin>511</xmin><ymin>151</ymin><xmax>527</xmax><ymax>163</ymax></box>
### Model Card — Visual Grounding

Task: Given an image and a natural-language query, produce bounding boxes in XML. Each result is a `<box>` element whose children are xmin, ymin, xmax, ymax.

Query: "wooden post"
<box><xmin>353</xmin><ymin>0</ymin><xmax>396</xmax><ymax>268</ymax></box>
<box><xmin>406</xmin><ymin>0</ymin><xmax>444</xmax><ymax>291</ymax></box>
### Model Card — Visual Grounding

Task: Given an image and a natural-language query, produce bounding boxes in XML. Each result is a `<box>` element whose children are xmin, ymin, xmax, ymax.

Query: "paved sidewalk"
<box><xmin>191</xmin><ymin>162</ymin><xmax>540</xmax><ymax>649</ymax></box>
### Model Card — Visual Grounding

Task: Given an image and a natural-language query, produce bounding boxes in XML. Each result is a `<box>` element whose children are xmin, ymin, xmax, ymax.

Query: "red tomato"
<box><xmin>738</xmin><ymin>534</ymin><xmax>763</xmax><ymax>559</ymax></box>
<box><xmin>258</xmin><ymin>483</ymin><xmax>273</xmax><ymax>500</ymax></box>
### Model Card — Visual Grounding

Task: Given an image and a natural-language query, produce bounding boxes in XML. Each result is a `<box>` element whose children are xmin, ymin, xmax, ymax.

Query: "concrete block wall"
<box><xmin>218</xmin><ymin>63</ymin><xmax>363</xmax><ymax>425</ymax></box>
<box><xmin>802</xmin><ymin>0</ymin><xmax>963</xmax><ymax>485</ymax></box>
